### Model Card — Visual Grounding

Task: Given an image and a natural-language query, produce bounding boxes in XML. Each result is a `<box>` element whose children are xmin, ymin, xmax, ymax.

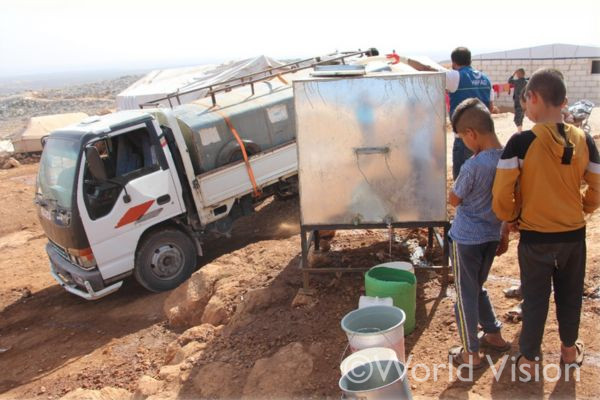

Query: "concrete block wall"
<box><xmin>471</xmin><ymin>58</ymin><xmax>600</xmax><ymax>108</ymax></box>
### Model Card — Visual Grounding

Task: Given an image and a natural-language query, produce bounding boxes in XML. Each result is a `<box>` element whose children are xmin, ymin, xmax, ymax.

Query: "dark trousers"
<box><xmin>452</xmin><ymin>138</ymin><xmax>473</xmax><ymax>180</ymax></box>
<box><xmin>452</xmin><ymin>241</ymin><xmax>502</xmax><ymax>352</ymax></box>
<box><xmin>514</xmin><ymin>103</ymin><xmax>524</xmax><ymax>126</ymax></box>
<box><xmin>518</xmin><ymin>240</ymin><xmax>586</xmax><ymax>360</ymax></box>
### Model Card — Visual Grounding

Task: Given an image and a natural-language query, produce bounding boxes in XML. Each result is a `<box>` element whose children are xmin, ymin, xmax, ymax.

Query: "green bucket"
<box><xmin>365</xmin><ymin>267</ymin><xmax>417</xmax><ymax>335</ymax></box>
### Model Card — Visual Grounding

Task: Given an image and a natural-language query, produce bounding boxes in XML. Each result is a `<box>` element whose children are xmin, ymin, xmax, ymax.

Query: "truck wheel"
<box><xmin>134</xmin><ymin>228</ymin><xmax>197</xmax><ymax>292</ymax></box>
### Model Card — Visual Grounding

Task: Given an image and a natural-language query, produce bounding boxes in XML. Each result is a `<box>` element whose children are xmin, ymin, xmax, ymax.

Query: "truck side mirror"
<box><xmin>86</xmin><ymin>146</ymin><xmax>108</xmax><ymax>181</ymax></box>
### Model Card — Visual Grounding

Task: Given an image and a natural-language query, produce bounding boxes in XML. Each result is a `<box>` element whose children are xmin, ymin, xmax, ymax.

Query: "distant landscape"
<box><xmin>0</xmin><ymin>71</ymin><xmax>144</xmax><ymax>139</ymax></box>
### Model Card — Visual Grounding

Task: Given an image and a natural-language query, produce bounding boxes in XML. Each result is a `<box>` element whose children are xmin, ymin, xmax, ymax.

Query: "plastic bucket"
<box><xmin>358</xmin><ymin>296</ymin><xmax>393</xmax><ymax>309</ymax></box>
<box><xmin>365</xmin><ymin>267</ymin><xmax>417</xmax><ymax>335</ymax></box>
<box><xmin>339</xmin><ymin>360</ymin><xmax>412</xmax><ymax>399</ymax></box>
<box><xmin>373</xmin><ymin>261</ymin><xmax>414</xmax><ymax>274</ymax></box>
<box><xmin>341</xmin><ymin>305</ymin><xmax>406</xmax><ymax>362</ymax></box>
<box><xmin>340</xmin><ymin>347</ymin><xmax>398</xmax><ymax>375</ymax></box>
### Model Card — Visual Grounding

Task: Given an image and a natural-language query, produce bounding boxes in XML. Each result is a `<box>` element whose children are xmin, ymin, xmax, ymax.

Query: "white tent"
<box><xmin>12</xmin><ymin>112</ymin><xmax>88</xmax><ymax>153</ymax></box>
<box><xmin>116</xmin><ymin>55</ymin><xmax>285</xmax><ymax>110</ymax></box>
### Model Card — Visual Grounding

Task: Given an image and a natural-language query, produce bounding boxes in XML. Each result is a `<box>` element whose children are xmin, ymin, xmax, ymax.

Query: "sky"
<box><xmin>1</xmin><ymin>0</ymin><xmax>599</xmax><ymax>77</ymax></box>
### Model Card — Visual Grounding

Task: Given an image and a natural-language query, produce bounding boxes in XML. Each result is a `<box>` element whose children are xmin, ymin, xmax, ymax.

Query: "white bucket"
<box><xmin>341</xmin><ymin>305</ymin><xmax>406</xmax><ymax>362</ymax></box>
<box><xmin>373</xmin><ymin>261</ymin><xmax>414</xmax><ymax>274</ymax></box>
<box><xmin>340</xmin><ymin>347</ymin><xmax>398</xmax><ymax>375</ymax></box>
<box><xmin>358</xmin><ymin>296</ymin><xmax>393</xmax><ymax>309</ymax></box>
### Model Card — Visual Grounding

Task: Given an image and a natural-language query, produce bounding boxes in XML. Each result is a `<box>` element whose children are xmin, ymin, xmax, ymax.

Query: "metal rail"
<box><xmin>139</xmin><ymin>48</ymin><xmax>378</xmax><ymax>109</ymax></box>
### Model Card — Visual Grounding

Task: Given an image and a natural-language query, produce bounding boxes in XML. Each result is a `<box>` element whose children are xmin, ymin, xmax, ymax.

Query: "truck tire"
<box><xmin>134</xmin><ymin>228</ymin><xmax>197</xmax><ymax>292</ymax></box>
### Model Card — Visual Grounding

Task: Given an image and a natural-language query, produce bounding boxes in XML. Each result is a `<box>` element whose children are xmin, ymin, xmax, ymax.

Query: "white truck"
<box><xmin>36</xmin><ymin>78</ymin><xmax>300</xmax><ymax>300</ymax></box>
<box><xmin>34</xmin><ymin>49</ymin><xmax>391</xmax><ymax>300</ymax></box>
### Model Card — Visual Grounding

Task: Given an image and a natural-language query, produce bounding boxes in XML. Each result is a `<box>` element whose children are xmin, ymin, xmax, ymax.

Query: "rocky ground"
<box><xmin>0</xmin><ymin>74</ymin><xmax>599</xmax><ymax>399</ymax></box>
<box><xmin>0</xmin><ymin>75</ymin><xmax>140</xmax><ymax>141</ymax></box>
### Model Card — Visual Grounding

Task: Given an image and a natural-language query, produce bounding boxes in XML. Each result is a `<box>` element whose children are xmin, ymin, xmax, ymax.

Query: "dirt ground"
<box><xmin>0</xmin><ymin>111</ymin><xmax>599</xmax><ymax>399</ymax></box>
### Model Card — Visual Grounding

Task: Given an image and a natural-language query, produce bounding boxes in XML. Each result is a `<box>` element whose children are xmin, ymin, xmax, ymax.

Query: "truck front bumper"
<box><xmin>47</xmin><ymin>243</ymin><xmax>122</xmax><ymax>300</ymax></box>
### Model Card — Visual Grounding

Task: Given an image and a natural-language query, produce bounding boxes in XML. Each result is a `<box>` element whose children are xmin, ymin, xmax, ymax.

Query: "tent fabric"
<box><xmin>12</xmin><ymin>112</ymin><xmax>88</xmax><ymax>153</ymax></box>
<box><xmin>116</xmin><ymin>55</ymin><xmax>286</xmax><ymax>110</ymax></box>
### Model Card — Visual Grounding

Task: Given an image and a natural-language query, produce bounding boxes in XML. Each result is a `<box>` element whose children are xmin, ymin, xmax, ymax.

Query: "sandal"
<box><xmin>560</xmin><ymin>340</ymin><xmax>584</xmax><ymax>367</ymax></box>
<box><xmin>449</xmin><ymin>346</ymin><xmax>485</xmax><ymax>370</ymax></box>
<box><xmin>503</xmin><ymin>285</ymin><xmax>522</xmax><ymax>299</ymax></box>
<box><xmin>477</xmin><ymin>331</ymin><xmax>511</xmax><ymax>352</ymax></box>
<box><xmin>514</xmin><ymin>353</ymin><xmax>536</xmax><ymax>382</ymax></box>
<box><xmin>504</xmin><ymin>303</ymin><xmax>522</xmax><ymax>323</ymax></box>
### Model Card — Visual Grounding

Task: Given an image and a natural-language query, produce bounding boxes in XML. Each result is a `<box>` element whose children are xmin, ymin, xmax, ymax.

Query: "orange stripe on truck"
<box><xmin>115</xmin><ymin>200</ymin><xmax>154</xmax><ymax>228</ymax></box>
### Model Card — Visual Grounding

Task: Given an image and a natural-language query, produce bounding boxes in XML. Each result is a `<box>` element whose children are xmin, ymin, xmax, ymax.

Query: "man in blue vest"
<box><xmin>446</xmin><ymin>47</ymin><xmax>494</xmax><ymax>179</ymax></box>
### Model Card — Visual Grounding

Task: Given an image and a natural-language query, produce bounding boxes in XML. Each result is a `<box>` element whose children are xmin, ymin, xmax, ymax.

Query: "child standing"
<box><xmin>493</xmin><ymin>68</ymin><xmax>600</xmax><ymax>378</ymax></box>
<box><xmin>448</xmin><ymin>98</ymin><xmax>511</xmax><ymax>369</ymax></box>
<box><xmin>509</xmin><ymin>68</ymin><xmax>529</xmax><ymax>132</ymax></box>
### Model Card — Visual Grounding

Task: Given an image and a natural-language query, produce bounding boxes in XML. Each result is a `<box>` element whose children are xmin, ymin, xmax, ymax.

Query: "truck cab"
<box><xmin>37</xmin><ymin>111</ymin><xmax>196</xmax><ymax>299</ymax></box>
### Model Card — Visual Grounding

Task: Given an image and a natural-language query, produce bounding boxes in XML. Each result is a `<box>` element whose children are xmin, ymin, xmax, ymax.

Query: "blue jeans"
<box><xmin>451</xmin><ymin>240</ymin><xmax>502</xmax><ymax>352</ymax></box>
<box><xmin>452</xmin><ymin>138</ymin><xmax>473</xmax><ymax>180</ymax></box>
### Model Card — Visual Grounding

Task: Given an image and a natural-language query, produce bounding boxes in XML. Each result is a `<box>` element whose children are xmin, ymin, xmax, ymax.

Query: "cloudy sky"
<box><xmin>1</xmin><ymin>0</ymin><xmax>599</xmax><ymax>77</ymax></box>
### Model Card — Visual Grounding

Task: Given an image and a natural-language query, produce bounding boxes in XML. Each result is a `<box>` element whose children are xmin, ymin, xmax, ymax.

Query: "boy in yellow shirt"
<box><xmin>493</xmin><ymin>68</ymin><xmax>600</xmax><ymax>379</ymax></box>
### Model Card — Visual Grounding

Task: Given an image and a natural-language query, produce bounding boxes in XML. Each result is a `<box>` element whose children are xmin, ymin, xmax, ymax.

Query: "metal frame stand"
<box><xmin>299</xmin><ymin>221</ymin><xmax>450</xmax><ymax>292</ymax></box>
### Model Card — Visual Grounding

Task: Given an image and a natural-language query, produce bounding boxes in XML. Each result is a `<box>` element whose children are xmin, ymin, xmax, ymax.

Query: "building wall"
<box><xmin>471</xmin><ymin>58</ymin><xmax>600</xmax><ymax>108</ymax></box>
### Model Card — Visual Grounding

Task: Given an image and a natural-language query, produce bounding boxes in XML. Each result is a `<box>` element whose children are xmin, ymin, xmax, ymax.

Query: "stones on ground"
<box><xmin>201</xmin><ymin>296</ymin><xmax>229</xmax><ymax>326</ymax></box>
<box><xmin>242</xmin><ymin>342</ymin><xmax>314</xmax><ymax>398</ymax></box>
<box><xmin>178</xmin><ymin>324</ymin><xmax>217</xmax><ymax>346</ymax></box>
<box><xmin>191</xmin><ymin>362</ymin><xmax>240</xmax><ymax>398</ymax></box>
<box><xmin>163</xmin><ymin>262</ymin><xmax>236</xmax><ymax>328</ymax></box>
<box><xmin>60</xmin><ymin>387</ymin><xmax>132</xmax><ymax>400</ymax></box>
<box><xmin>291</xmin><ymin>289</ymin><xmax>317</xmax><ymax>309</ymax></box>
<box><xmin>163</xmin><ymin>340</ymin><xmax>181</xmax><ymax>365</ymax></box>
<box><xmin>158</xmin><ymin>364</ymin><xmax>181</xmax><ymax>383</ymax></box>
<box><xmin>1</xmin><ymin>157</ymin><xmax>21</xmax><ymax>169</ymax></box>
<box><xmin>132</xmin><ymin>376</ymin><xmax>162</xmax><ymax>400</ymax></box>
<box><xmin>169</xmin><ymin>341</ymin><xmax>206</xmax><ymax>365</ymax></box>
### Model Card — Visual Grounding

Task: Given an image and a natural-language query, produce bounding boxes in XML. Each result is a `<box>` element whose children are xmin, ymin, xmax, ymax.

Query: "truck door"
<box><xmin>76</xmin><ymin>120</ymin><xmax>185</xmax><ymax>280</ymax></box>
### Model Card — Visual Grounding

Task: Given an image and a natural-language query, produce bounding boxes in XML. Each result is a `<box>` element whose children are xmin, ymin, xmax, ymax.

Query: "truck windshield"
<box><xmin>37</xmin><ymin>137</ymin><xmax>80</xmax><ymax>209</ymax></box>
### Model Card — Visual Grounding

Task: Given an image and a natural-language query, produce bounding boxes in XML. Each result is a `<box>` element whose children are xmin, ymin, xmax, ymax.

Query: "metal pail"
<box><xmin>341</xmin><ymin>305</ymin><xmax>406</xmax><ymax>362</ymax></box>
<box><xmin>339</xmin><ymin>359</ymin><xmax>412</xmax><ymax>399</ymax></box>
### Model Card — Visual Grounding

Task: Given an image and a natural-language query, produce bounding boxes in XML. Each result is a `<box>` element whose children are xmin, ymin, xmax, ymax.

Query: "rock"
<box><xmin>242</xmin><ymin>342</ymin><xmax>313</xmax><ymax>398</ymax></box>
<box><xmin>60</xmin><ymin>387</ymin><xmax>132</xmax><ymax>400</ymax></box>
<box><xmin>192</xmin><ymin>362</ymin><xmax>240</xmax><ymax>398</ymax></box>
<box><xmin>237</xmin><ymin>286</ymin><xmax>289</xmax><ymax>314</ymax></box>
<box><xmin>201</xmin><ymin>296</ymin><xmax>229</xmax><ymax>326</ymax></box>
<box><xmin>7</xmin><ymin>157</ymin><xmax>21</xmax><ymax>168</ymax></box>
<box><xmin>158</xmin><ymin>364</ymin><xmax>181</xmax><ymax>383</ymax></box>
<box><xmin>178</xmin><ymin>324</ymin><xmax>217</xmax><ymax>346</ymax></box>
<box><xmin>164</xmin><ymin>340</ymin><xmax>181</xmax><ymax>364</ymax></box>
<box><xmin>169</xmin><ymin>341</ymin><xmax>206</xmax><ymax>365</ymax></box>
<box><xmin>145</xmin><ymin>392</ymin><xmax>178</xmax><ymax>400</ymax></box>
<box><xmin>308</xmin><ymin>342</ymin><xmax>325</xmax><ymax>357</ymax></box>
<box><xmin>376</xmin><ymin>250</ymin><xmax>387</xmax><ymax>261</ymax></box>
<box><xmin>132</xmin><ymin>376</ymin><xmax>162</xmax><ymax>400</ymax></box>
<box><xmin>319</xmin><ymin>239</ymin><xmax>332</xmax><ymax>252</ymax></box>
<box><xmin>163</xmin><ymin>262</ymin><xmax>237</xmax><ymax>328</ymax></box>
<box><xmin>291</xmin><ymin>290</ymin><xmax>317</xmax><ymax>309</ymax></box>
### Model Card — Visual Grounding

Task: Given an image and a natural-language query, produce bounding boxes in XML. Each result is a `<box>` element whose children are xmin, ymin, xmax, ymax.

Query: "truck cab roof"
<box><xmin>49</xmin><ymin>110</ymin><xmax>154</xmax><ymax>142</ymax></box>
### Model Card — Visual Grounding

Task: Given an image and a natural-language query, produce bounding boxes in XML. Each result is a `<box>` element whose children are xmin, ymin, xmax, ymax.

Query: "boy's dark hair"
<box><xmin>516</xmin><ymin>68</ymin><xmax>525</xmax><ymax>75</ymax></box>
<box><xmin>451</xmin><ymin>47</ymin><xmax>471</xmax><ymax>66</ymax></box>
<box><xmin>525</xmin><ymin>68</ymin><xmax>566</xmax><ymax>107</ymax></box>
<box><xmin>451</xmin><ymin>98</ymin><xmax>495</xmax><ymax>134</ymax></box>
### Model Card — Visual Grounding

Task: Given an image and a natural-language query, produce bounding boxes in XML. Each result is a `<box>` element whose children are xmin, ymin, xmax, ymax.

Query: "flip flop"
<box><xmin>448</xmin><ymin>346</ymin><xmax>485</xmax><ymax>370</ymax></box>
<box><xmin>504</xmin><ymin>303</ymin><xmax>522</xmax><ymax>323</ymax></box>
<box><xmin>503</xmin><ymin>285</ymin><xmax>522</xmax><ymax>299</ymax></box>
<box><xmin>560</xmin><ymin>340</ymin><xmax>584</xmax><ymax>367</ymax></box>
<box><xmin>477</xmin><ymin>331</ymin><xmax>511</xmax><ymax>352</ymax></box>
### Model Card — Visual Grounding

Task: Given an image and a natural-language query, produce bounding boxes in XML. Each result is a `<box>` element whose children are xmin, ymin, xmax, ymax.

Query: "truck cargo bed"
<box><xmin>197</xmin><ymin>141</ymin><xmax>297</xmax><ymax>206</ymax></box>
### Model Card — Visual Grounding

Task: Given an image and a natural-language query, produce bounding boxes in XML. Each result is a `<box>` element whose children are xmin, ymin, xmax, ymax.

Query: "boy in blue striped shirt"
<box><xmin>448</xmin><ymin>98</ymin><xmax>510</xmax><ymax>369</ymax></box>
